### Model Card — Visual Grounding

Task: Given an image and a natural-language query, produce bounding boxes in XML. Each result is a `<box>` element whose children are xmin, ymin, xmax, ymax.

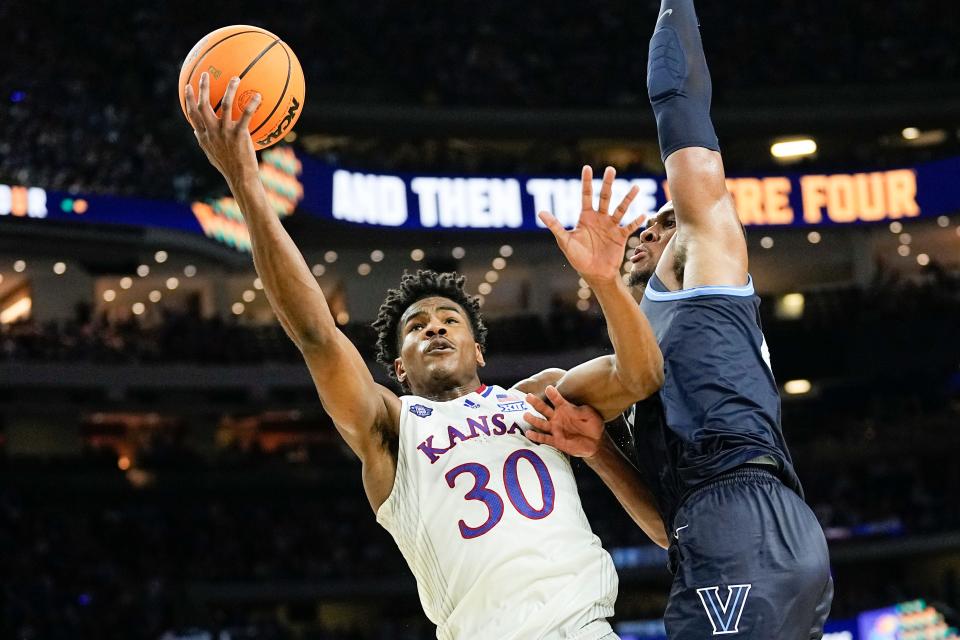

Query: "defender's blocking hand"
<box><xmin>538</xmin><ymin>166</ymin><xmax>646</xmax><ymax>285</ymax></box>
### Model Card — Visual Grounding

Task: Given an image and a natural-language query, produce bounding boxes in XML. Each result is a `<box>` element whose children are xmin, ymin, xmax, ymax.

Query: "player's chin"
<box><xmin>627</xmin><ymin>263</ymin><xmax>651</xmax><ymax>288</ymax></box>
<box><xmin>424</xmin><ymin>356</ymin><xmax>462</xmax><ymax>378</ymax></box>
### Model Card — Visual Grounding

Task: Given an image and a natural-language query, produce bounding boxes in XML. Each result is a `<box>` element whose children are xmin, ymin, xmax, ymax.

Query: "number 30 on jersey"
<box><xmin>445</xmin><ymin>449</ymin><xmax>556</xmax><ymax>539</ymax></box>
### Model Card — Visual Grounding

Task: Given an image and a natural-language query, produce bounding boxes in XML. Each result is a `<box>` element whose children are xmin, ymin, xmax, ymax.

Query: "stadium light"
<box><xmin>0</xmin><ymin>296</ymin><xmax>31</xmax><ymax>324</ymax></box>
<box><xmin>776</xmin><ymin>293</ymin><xmax>805</xmax><ymax>320</ymax></box>
<box><xmin>53</xmin><ymin>262</ymin><xmax>66</xmax><ymax>275</ymax></box>
<box><xmin>770</xmin><ymin>138</ymin><xmax>817</xmax><ymax>159</ymax></box>
<box><xmin>902</xmin><ymin>127</ymin><xmax>920</xmax><ymax>140</ymax></box>
<box><xmin>784</xmin><ymin>379</ymin><xmax>812</xmax><ymax>395</ymax></box>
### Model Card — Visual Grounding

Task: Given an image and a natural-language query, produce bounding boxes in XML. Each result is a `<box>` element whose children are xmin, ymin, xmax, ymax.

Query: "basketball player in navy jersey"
<box><xmin>524</xmin><ymin>0</ymin><xmax>833</xmax><ymax>637</ymax></box>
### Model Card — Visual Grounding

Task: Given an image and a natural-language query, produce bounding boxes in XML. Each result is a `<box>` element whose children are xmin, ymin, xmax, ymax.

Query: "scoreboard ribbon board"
<box><xmin>2</xmin><ymin>152</ymin><xmax>958</xmax><ymax>251</ymax></box>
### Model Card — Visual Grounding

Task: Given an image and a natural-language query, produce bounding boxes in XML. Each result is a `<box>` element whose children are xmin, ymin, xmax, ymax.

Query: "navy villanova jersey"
<box><xmin>628</xmin><ymin>273</ymin><xmax>803</xmax><ymax>527</ymax></box>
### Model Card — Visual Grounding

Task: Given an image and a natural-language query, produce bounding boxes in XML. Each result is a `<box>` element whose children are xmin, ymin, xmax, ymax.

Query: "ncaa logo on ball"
<box><xmin>256</xmin><ymin>96</ymin><xmax>301</xmax><ymax>146</ymax></box>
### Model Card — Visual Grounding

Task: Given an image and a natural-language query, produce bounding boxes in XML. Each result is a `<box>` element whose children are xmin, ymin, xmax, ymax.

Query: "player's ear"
<box><xmin>475</xmin><ymin>344</ymin><xmax>485</xmax><ymax>368</ymax></box>
<box><xmin>394</xmin><ymin>357</ymin><xmax>407</xmax><ymax>383</ymax></box>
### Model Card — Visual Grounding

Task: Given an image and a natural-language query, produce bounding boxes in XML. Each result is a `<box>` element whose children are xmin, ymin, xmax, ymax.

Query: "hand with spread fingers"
<box><xmin>184</xmin><ymin>72</ymin><xmax>262</xmax><ymax>185</ymax></box>
<box><xmin>538</xmin><ymin>166</ymin><xmax>646</xmax><ymax>285</ymax></box>
<box><xmin>524</xmin><ymin>385</ymin><xmax>606</xmax><ymax>459</ymax></box>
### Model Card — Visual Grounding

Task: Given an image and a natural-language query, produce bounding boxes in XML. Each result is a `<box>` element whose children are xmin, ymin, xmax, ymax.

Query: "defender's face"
<box><xmin>628</xmin><ymin>204</ymin><xmax>677</xmax><ymax>287</ymax></box>
<box><xmin>395</xmin><ymin>296</ymin><xmax>484</xmax><ymax>391</ymax></box>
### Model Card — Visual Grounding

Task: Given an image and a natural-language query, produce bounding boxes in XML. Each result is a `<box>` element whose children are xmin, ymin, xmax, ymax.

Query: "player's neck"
<box><xmin>411</xmin><ymin>377</ymin><xmax>483</xmax><ymax>402</ymax></box>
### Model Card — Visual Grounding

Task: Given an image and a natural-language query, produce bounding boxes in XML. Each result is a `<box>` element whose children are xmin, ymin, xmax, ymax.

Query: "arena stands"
<box><xmin>3</xmin><ymin>1</ymin><xmax>960</xmax><ymax>637</ymax></box>
<box><xmin>3</xmin><ymin>0</ymin><xmax>959</xmax><ymax>201</ymax></box>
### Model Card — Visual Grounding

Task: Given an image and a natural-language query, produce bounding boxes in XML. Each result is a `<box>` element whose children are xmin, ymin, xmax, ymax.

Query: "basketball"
<box><xmin>178</xmin><ymin>25</ymin><xmax>305</xmax><ymax>150</ymax></box>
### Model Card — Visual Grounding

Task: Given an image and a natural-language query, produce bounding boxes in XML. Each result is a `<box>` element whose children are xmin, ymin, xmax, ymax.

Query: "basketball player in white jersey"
<box><xmin>184</xmin><ymin>73</ymin><xmax>667</xmax><ymax>639</ymax></box>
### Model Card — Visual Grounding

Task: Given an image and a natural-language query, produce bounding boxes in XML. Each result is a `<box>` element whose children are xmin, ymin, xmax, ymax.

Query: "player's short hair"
<box><xmin>373</xmin><ymin>270</ymin><xmax>488</xmax><ymax>380</ymax></box>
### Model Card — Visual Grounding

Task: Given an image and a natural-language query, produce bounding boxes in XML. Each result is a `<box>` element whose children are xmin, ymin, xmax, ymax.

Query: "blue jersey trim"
<box><xmin>644</xmin><ymin>275</ymin><xmax>755</xmax><ymax>302</ymax></box>
<box><xmin>480</xmin><ymin>385</ymin><xmax>494</xmax><ymax>398</ymax></box>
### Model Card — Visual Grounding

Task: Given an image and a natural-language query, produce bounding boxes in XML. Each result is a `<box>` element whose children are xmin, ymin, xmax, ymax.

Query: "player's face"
<box><xmin>395</xmin><ymin>296</ymin><xmax>484</xmax><ymax>393</ymax></box>
<box><xmin>628</xmin><ymin>204</ymin><xmax>677</xmax><ymax>287</ymax></box>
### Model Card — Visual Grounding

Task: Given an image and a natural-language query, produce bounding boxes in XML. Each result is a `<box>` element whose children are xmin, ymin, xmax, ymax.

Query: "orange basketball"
<box><xmin>178</xmin><ymin>25</ymin><xmax>305</xmax><ymax>150</ymax></box>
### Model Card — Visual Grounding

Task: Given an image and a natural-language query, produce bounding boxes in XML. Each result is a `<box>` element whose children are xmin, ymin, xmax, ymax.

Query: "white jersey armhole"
<box><xmin>376</xmin><ymin>396</ymin><xmax>410</xmax><ymax>527</ymax></box>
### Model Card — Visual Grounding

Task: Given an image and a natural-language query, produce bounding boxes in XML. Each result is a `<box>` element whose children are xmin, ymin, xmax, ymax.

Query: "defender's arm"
<box><xmin>649</xmin><ymin>0</ymin><xmax>747</xmax><ymax>288</ymax></box>
<box><xmin>185</xmin><ymin>75</ymin><xmax>400</xmax><ymax>509</ymax></box>
<box><xmin>524</xmin><ymin>388</ymin><xmax>667</xmax><ymax>548</ymax></box>
<box><xmin>538</xmin><ymin>167</ymin><xmax>664</xmax><ymax>420</ymax></box>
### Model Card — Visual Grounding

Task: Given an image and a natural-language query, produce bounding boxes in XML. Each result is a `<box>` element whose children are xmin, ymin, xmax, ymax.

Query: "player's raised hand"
<box><xmin>524</xmin><ymin>386</ymin><xmax>606</xmax><ymax>459</ymax></box>
<box><xmin>539</xmin><ymin>166</ymin><xmax>646</xmax><ymax>284</ymax></box>
<box><xmin>184</xmin><ymin>73</ymin><xmax>262</xmax><ymax>184</ymax></box>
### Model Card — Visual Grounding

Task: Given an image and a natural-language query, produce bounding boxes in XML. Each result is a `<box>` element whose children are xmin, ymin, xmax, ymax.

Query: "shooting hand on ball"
<box><xmin>184</xmin><ymin>72</ymin><xmax>261</xmax><ymax>186</ymax></box>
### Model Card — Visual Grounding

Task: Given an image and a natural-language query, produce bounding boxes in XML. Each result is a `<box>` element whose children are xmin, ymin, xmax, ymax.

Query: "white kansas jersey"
<box><xmin>377</xmin><ymin>384</ymin><xmax>618</xmax><ymax>640</ymax></box>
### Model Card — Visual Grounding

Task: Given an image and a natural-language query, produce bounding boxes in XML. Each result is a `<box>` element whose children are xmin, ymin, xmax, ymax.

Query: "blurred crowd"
<box><xmin>2</xmin><ymin>397</ymin><xmax>959</xmax><ymax>638</ymax></box>
<box><xmin>3</xmin><ymin>270</ymin><xmax>958</xmax><ymax>377</ymax></box>
<box><xmin>3</xmin><ymin>0</ymin><xmax>958</xmax><ymax>200</ymax></box>
<box><xmin>0</xmin><ymin>486</ymin><xmax>409</xmax><ymax>639</ymax></box>
<box><xmin>0</xmin><ymin>303</ymin><xmax>606</xmax><ymax>365</ymax></box>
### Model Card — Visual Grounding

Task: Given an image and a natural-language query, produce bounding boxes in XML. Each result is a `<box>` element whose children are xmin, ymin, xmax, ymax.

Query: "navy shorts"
<box><xmin>664</xmin><ymin>467</ymin><xmax>833</xmax><ymax>639</ymax></box>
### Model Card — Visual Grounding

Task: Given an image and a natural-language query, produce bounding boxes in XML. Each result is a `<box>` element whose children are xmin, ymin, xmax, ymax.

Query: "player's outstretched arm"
<box><xmin>538</xmin><ymin>166</ymin><xmax>663</xmax><ymax>420</ymax></box>
<box><xmin>648</xmin><ymin>0</ymin><xmax>747</xmax><ymax>288</ymax></box>
<box><xmin>524</xmin><ymin>387</ymin><xmax>668</xmax><ymax>548</ymax></box>
<box><xmin>185</xmin><ymin>74</ymin><xmax>400</xmax><ymax>509</ymax></box>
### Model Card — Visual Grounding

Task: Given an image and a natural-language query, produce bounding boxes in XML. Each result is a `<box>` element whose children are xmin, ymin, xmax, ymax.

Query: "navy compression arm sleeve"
<box><xmin>647</xmin><ymin>0</ymin><xmax>720</xmax><ymax>161</ymax></box>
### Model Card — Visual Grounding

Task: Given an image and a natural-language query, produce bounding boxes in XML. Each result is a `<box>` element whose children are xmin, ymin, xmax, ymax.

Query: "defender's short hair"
<box><xmin>373</xmin><ymin>270</ymin><xmax>487</xmax><ymax>380</ymax></box>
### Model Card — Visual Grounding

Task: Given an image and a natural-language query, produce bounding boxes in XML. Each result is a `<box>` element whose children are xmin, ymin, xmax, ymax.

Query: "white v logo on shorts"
<box><xmin>696</xmin><ymin>584</ymin><xmax>752</xmax><ymax>635</ymax></box>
